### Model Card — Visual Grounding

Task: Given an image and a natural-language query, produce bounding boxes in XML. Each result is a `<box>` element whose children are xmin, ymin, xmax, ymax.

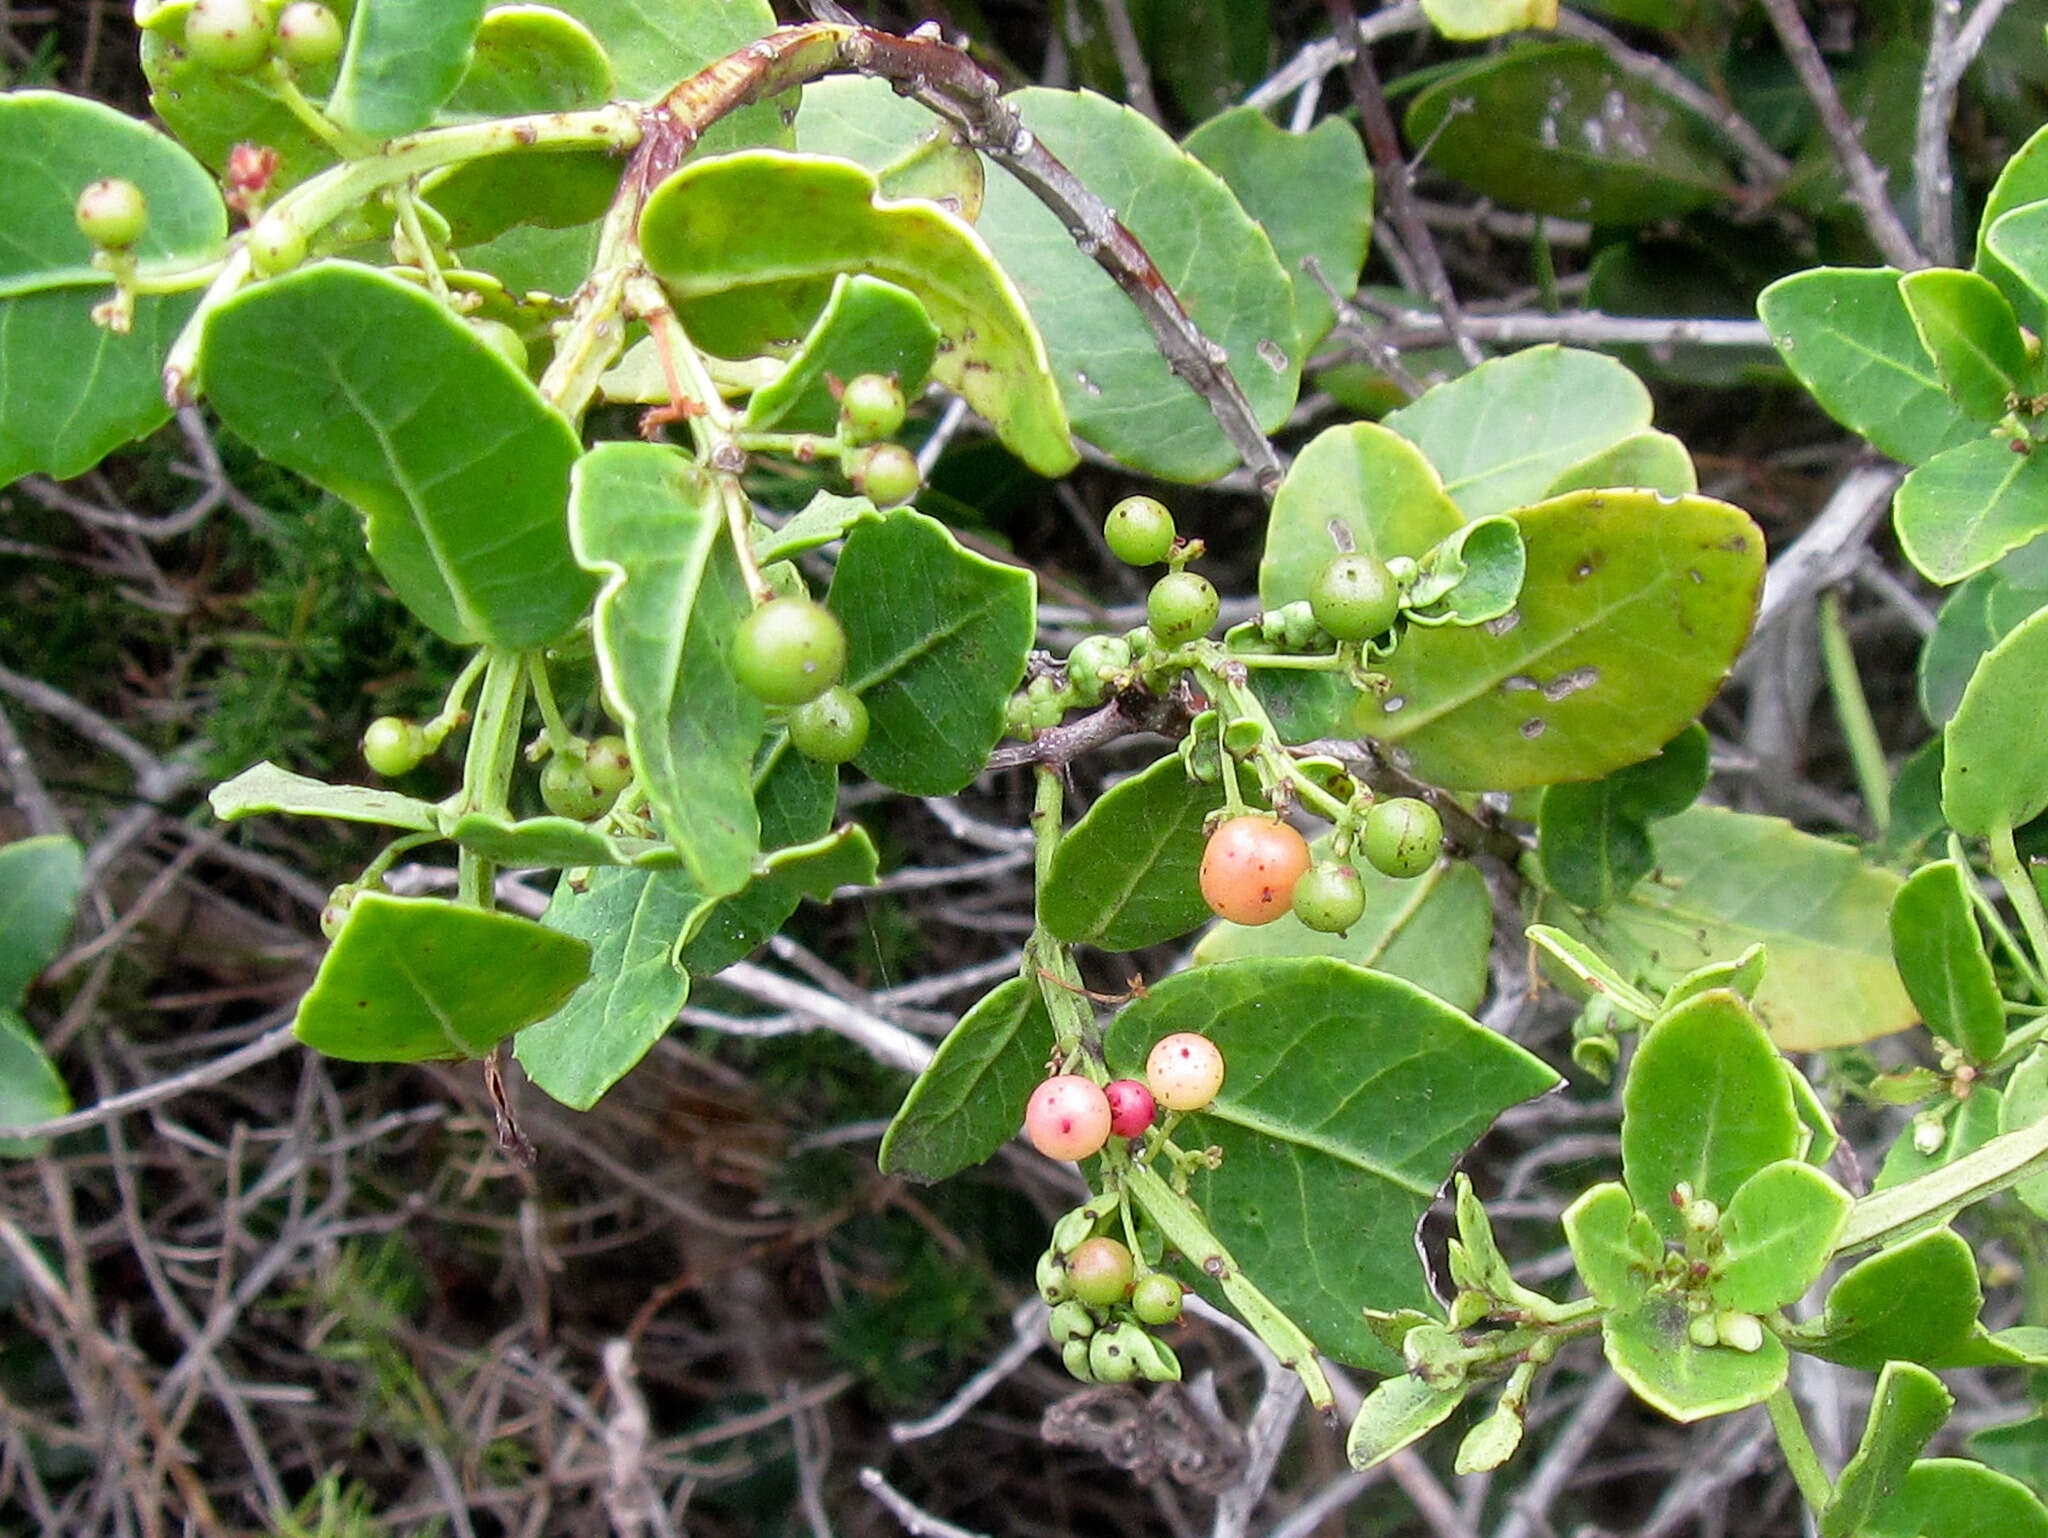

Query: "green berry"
<box><xmin>247</xmin><ymin>211</ymin><xmax>307</xmax><ymax>276</ymax></box>
<box><xmin>272</xmin><ymin>1</ymin><xmax>344</xmax><ymax>68</ymax></box>
<box><xmin>1064</xmin><ymin>634</ymin><xmax>1131</xmax><ymax>706</ymax></box>
<box><xmin>851</xmin><ymin>442</ymin><xmax>920</xmax><ymax>507</ymax></box>
<box><xmin>319</xmin><ymin>886</ymin><xmax>357</xmax><ymax>940</ymax></box>
<box><xmin>361</xmin><ymin>716</ymin><xmax>425</xmax><ymax>777</ymax></box>
<box><xmin>1066</xmin><ymin>1236</ymin><xmax>1135</xmax><ymax>1308</ymax></box>
<box><xmin>74</xmin><ymin>178</ymin><xmax>149</xmax><ymax>249</ymax></box>
<box><xmin>1131</xmin><ymin>1273</ymin><xmax>1184</xmax><ymax>1326</ymax></box>
<box><xmin>1146</xmin><ymin>571</ymin><xmax>1219</xmax><ymax>646</ymax></box>
<box><xmin>731</xmin><ymin>597</ymin><xmax>847</xmax><ymax>706</ymax></box>
<box><xmin>1363</xmin><ymin>797</ymin><xmax>1443</xmax><ymax>879</ymax></box>
<box><xmin>584</xmin><ymin>735</ymin><xmax>633</xmax><ymax>795</ymax></box>
<box><xmin>541</xmin><ymin>752</ymin><xmax>616</xmax><ymax>820</ymax></box>
<box><xmin>786</xmin><ymin>686</ymin><xmax>869</xmax><ymax>764</ymax></box>
<box><xmin>1310</xmin><ymin>553</ymin><xmax>1401</xmax><ymax>642</ymax></box>
<box><xmin>839</xmin><ymin>373</ymin><xmax>906</xmax><ymax>443</ymax></box>
<box><xmin>1293</xmin><ymin>862</ymin><xmax>1367</xmax><ymax>934</ymax></box>
<box><xmin>185</xmin><ymin>0</ymin><xmax>272</xmax><ymax>72</ymax></box>
<box><xmin>1104</xmin><ymin>496</ymin><xmax>1176</xmax><ymax>566</ymax></box>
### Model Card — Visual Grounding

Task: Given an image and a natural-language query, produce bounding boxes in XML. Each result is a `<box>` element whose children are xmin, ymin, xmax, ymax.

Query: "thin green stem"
<box><xmin>1766</xmin><ymin>1386</ymin><xmax>1834</xmax><ymax>1514</ymax></box>
<box><xmin>1950</xmin><ymin>832</ymin><xmax>2046</xmax><ymax>998</ymax></box>
<box><xmin>1230</xmin><ymin>650</ymin><xmax>1349</xmax><ymax>672</ymax></box>
<box><xmin>358</xmin><ymin>831</ymin><xmax>441</xmax><ymax>890</ymax></box>
<box><xmin>424</xmin><ymin>650</ymin><xmax>490</xmax><ymax>746</ymax></box>
<box><xmin>391</xmin><ymin>185</ymin><xmax>452</xmax><ymax>304</ymax></box>
<box><xmin>1031</xmin><ymin>763</ymin><xmax>1064</xmax><ymax>897</ymax></box>
<box><xmin>460</xmin><ymin>650</ymin><xmax>529</xmax><ymax>820</ymax></box>
<box><xmin>1990</xmin><ymin>822</ymin><xmax>2048</xmax><ymax>990</ymax></box>
<box><xmin>1819</xmin><ymin>589</ymin><xmax>1890</xmax><ymax>834</ymax></box>
<box><xmin>525</xmin><ymin>654</ymin><xmax>576</xmax><ymax>755</ymax></box>
<box><xmin>261</xmin><ymin>59</ymin><xmax>359</xmax><ymax>155</ymax></box>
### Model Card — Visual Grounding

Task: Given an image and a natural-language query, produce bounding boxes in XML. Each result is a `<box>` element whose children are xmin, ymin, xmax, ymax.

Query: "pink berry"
<box><xmin>1024</xmin><ymin>1075</ymin><xmax>1113</xmax><ymax>1161</ymax></box>
<box><xmin>1104</xmin><ymin>1078</ymin><xmax>1157</xmax><ymax>1139</ymax></box>
<box><xmin>1146</xmin><ymin>1033</ymin><xmax>1226</xmax><ymax>1112</ymax></box>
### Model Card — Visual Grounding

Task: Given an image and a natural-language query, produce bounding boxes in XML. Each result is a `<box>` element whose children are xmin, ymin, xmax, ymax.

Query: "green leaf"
<box><xmin>1039</xmin><ymin>757</ymin><xmax>1216</xmax><ymax>949</ymax></box>
<box><xmin>1538</xmin><ymin>725</ymin><xmax>1710</xmax><ymax>910</ymax></box>
<box><xmin>1258</xmin><ymin>422</ymin><xmax>1464</xmax><ymax>609</ymax></box>
<box><xmin>1622</xmin><ymin>989</ymin><xmax>1799</xmax><ymax>1232</ymax></box>
<box><xmin>1570</xmin><ymin>805</ymin><xmax>1917</xmax><ymax>1050</ymax></box>
<box><xmin>639</xmin><ymin>151</ymin><xmax>1075</xmax><ymax>476</ymax></box>
<box><xmin>1970</xmin><ymin>1417</ymin><xmax>2048</xmax><ymax>1499</ymax></box>
<box><xmin>0</xmin><ymin>1009</ymin><xmax>70</xmax><ymax>1152</ymax></box>
<box><xmin>1785</xmin><ymin>1059</ymin><xmax>1841</xmax><ymax>1167</ymax></box>
<box><xmin>791</xmin><ymin>74</ymin><xmax>983</xmax><ymax>214</ymax></box>
<box><xmin>677</xmin><ymin>747</ymin><xmax>839</xmax><ymax>976</ymax></box>
<box><xmin>1978</xmin><ymin>125</ymin><xmax>2048</xmax><ymax>331</ymax></box>
<box><xmin>428</xmin><ymin>147</ymin><xmax>622</xmax><ymax>248</ymax></box>
<box><xmin>1405</xmin><ymin>517</ymin><xmax>1527</xmax><ymax>627</ymax></box>
<box><xmin>753</xmin><ymin>491</ymin><xmax>885</xmax><ymax>566</ymax></box>
<box><xmin>439</xmin><ymin>811</ymin><xmax>678</xmax><ymax>869</ymax></box>
<box><xmin>1713</xmin><ymin>1160</ymin><xmax>1852</xmax><ymax>1313</ymax></box>
<box><xmin>1603</xmin><ymin>1291</ymin><xmax>1787</xmax><ymax>1422</ymax></box>
<box><xmin>1560</xmin><ymin>1181</ymin><xmax>1660</xmax><ymax>1308</ymax></box>
<box><xmin>1368</xmin><ymin>490</ymin><xmax>1763</xmax><ymax>790</ymax></box>
<box><xmin>1894</xmin><ymin>439</ymin><xmax>2048</xmax><ymax>586</ymax></box>
<box><xmin>1758</xmin><ymin>268</ymin><xmax>1979</xmax><ymax>466</ymax></box>
<box><xmin>1181</xmin><ymin>107</ymin><xmax>1372</xmax><ymax>351</ymax></box>
<box><xmin>1944</xmin><ymin>605</ymin><xmax>2048</xmax><ymax>834</ymax></box>
<box><xmin>1921</xmin><ymin>568</ymin><xmax>2027</xmax><ymax>724</ymax></box>
<box><xmin>1542</xmin><ymin>430</ymin><xmax>1699</xmax><ymax>499</ymax></box>
<box><xmin>1986</xmin><ymin>201</ymin><xmax>2048</xmax><ymax>335</ymax></box>
<box><xmin>742</xmin><ymin>275</ymin><xmax>939</xmax><ymax>436</ymax></box>
<box><xmin>1822</xmin><ymin>1363</ymin><xmax>1955</xmax><ymax>1538</ymax></box>
<box><xmin>1422</xmin><ymin>0</ymin><xmax>1560</xmax><ymax>40</ymax></box>
<box><xmin>1998</xmin><ymin>1047</ymin><xmax>2048</xmax><ymax>1219</ymax></box>
<box><xmin>828</xmin><ymin>511</ymin><xmax>1035</xmax><ymax>796</ymax></box>
<box><xmin>516</xmin><ymin>866</ymin><xmax>694</xmax><ymax>1110</ymax></box>
<box><xmin>1404</xmin><ymin>44</ymin><xmax>1733</xmax><ymax>225</ymax></box>
<box><xmin>330</xmin><ymin>0</ymin><xmax>489</xmax><ymax>140</ymax></box>
<box><xmin>569</xmin><ymin>442</ymin><xmax>762</xmax><ymax>897</ymax></box>
<box><xmin>550</xmin><ymin>0</ymin><xmax>782</xmax><ymax>150</ymax></box>
<box><xmin>140</xmin><ymin>3</ymin><xmax>345</xmax><ymax>190</ymax></box>
<box><xmin>295</xmin><ymin>893</ymin><xmax>590</xmax><ymax>1062</ymax></box>
<box><xmin>1526</xmin><ymin>924</ymin><xmax>1661</xmax><ymax>1021</ymax></box>
<box><xmin>1193</xmin><ymin>858</ymin><xmax>1494</xmax><ymax>1013</ymax></box>
<box><xmin>1863</xmin><ymin>1460</ymin><xmax>2048</xmax><ymax>1538</ymax></box>
<box><xmin>439</xmin><ymin>5</ymin><xmax>612</xmax><ymax>119</ymax></box>
<box><xmin>1898</xmin><ymin>268</ymin><xmax>2030</xmax><ymax>420</ymax></box>
<box><xmin>1791</xmin><ymin>1227</ymin><xmax>1988</xmax><ymax>1370</ymax></box>
<box><xmin>1345</xmin><ymin>1372</ymin><xmax>1469</xmax><ymax>1471</ymax></box>
<box><xmin>209</xmin><ymin>761</ymin><xmax>440</xmax><ymax>832</ymax></box>
<box><xmin>1382</xmin><ymin>347</ymin><xmax>1654</xmax><ymax>520</ymax></box>
<box><xmin>1890</xmin><ymin>860</ymin><xmax>2005</xmax><ymax>1063</ymax></box>
<box><xmin>878</xmin><ymin>977</ymin><xmax>1051</xmax><ymax>1183</ymax></box>
<box><xmin>972</xmin><ymin>87</ymin><xmax>1299</xmax><ymax>482</ymax></box>
<box><xmin>0</xmin><ymin>837</ymin><xmax>82</xmax><ymax>1009</ymax></box>
<box><xmin>1104</xmin><ymin>957</ymin><xmax>1559</xmax><ymax>1370</ymax></box>
<box><xmin>201</xmin><ymin>263</ymin><xmax>592</xmax><ymax>648</ymax></box>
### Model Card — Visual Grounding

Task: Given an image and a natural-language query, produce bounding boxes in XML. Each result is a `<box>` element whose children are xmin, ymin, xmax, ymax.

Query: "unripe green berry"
<box><xmin>75</xmin><ymin>178</ymin><xmax>149</xmax><ymax>249</ymax></box>
<box><xmin>1310</xmin><ymin>552</ymin><xmax>1401</xmax><ymax>642</ymax></box>
<box><xmin>272</xmin><ymin>1</ymin><xmax>343</xmax><ymax>69</ymax></box>
<box><xmin>185</xmin><ymin>0</ymin><xmax>272</xmax><ymax>72</ymax></box>
<box><xmin>319</xmin><ymin>885</ymin><xmax>357</xmax><ymax>940</ymax></box>
<box><xmin>850</xmin><ymin>442</ymin><xmax>920</xmax><ymax>507</ymax></box>
<box><xmin>838</xmin><ymin>373</ymin><xmax>906</xmax><ymax>443</ymax></box>
<box><xmin>1146</xmin><ymin>570</ymin><xmax>1219</xmax><ymax>646</ymax></box>
<box><xmin>1131</xmin><ymin>1273</ymin><xmax>1184</xmax><ymax>1326</ymax></box>
<box><xmin>731</xmin><ymin>597</ymin><xmax>847</xmax><ymax>706</ymax></box>
<box><xmin>584</xmin><ymin>735</ymin><xmax>633</xmax><ymax>795</ymax></box>
<box><xmin>362</xmin><ymin>716</ymin><xmax>425</xmax><ymax>777</ymax></box>
<box><xmin>785</xmin><ymin>685</ymin><xmax>868</xmax><ymax>764</ymax></box>
<box><xmin>1104</xmin><ymin>496</ymin><xmax>1176</xmax><ymax>566</ymax></box>
<box><xmin>1292</xmin><ymin>862</ymin><xmax>1367</xmax><ymax>935</ymax></box>
<box><xmin>1066</xmin><ymin>1236</ymin><xmax>1135</xmax><ymax>1308</ymax></box>
<box><xmin>1362</xmin><ymin>797</ymin><xmax>1443</xmax><ymax>879</ymax></box>
<box><xmin>541</xmin><ymin>752</ymin><xmax>616</xmax><ymax>821</ymax></box>
<box><xmin>247</xmin><ymin>211</ymin><xmax>307</xmax><ymax>276</ymax></box>
<box><xmin>1064</xmin><ymin>634</ymin><xmax>1132</xmax><ymax>706</ymax></box>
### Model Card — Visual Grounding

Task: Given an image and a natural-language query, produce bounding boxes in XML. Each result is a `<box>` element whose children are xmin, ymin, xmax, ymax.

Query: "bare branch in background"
<box><xmin>1915</xmin><ymin>0</ymin><xmax>2016</xmax><ymax>264</ymax></box>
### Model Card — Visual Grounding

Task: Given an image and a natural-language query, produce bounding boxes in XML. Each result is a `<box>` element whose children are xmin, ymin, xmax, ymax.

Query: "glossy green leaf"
<box><xmin>1368</xmin><ymin>490</ymin><xmax>1763</xmax><ymax>790</ymax></box>
<box><xmin>1181</xmin><ymin>107</ymin><xmax>1372</xmax><ymax>350</ymax></box>
<box><xmin>1899</xmin><ymin>267</ymin><xmax>2030</xmax><ymax>420</ymax></box>
<box><xmin>1785</xmin><ymin>1060</ymin><xmax>1841</xmax><ymax>1167</ymax></box>
<box><xmin>1405</xmin><ymin>517</ymin><xmax>1526</xmax><ymax>627</ymax></box>
<box><xmin>139</xmin><ymin>3</ymin><xmax>346</xmax><ymax>188</ymax></box>
<box><xmin>0</xmin><ymin>1010</ymin><xmax>70</xmax><ymax>1151</ymax></box>
<box><xmin>440</xmin><ymin>811</ymin><xmax>678</xmax><ymax>869</ymax></box>
<box><xmin>1382</xmin><ymin>347</ymin><xmax>1654</xmax><ymax>520</ymax></box>
<box><xmin>753</xmin><ymin>492</ymin><xmax>885</xmax><ymax>566</ymax></box>
<box><xmin>1970</xmin><ymin>1418</ymin><xmax>2048</xmax><ymax>1499</ymax></box>
<box><xmin>640</xmin><ymin>151</ymin><xmax>1075</xmax><ymax>476</ymax></box>
<box><xmin>1944</xmin><ymin>605</ymin><xmax>2048</xmax><ymax>834</ymax></box>
<box><xmin>551</xmin><ymin>0</ymin><xmax>782</xmax><ymax>150</ymax></box>
<box><xmin>1894</xmin><ymin>439</ymin><xmax>2048</xmax><ymax>586</ymax></box>
<box><xmin>1560</xmin><ymin>1181</ymin><xmax>1660</xmax><ymax>1308</ymax></box>
<box><xmin>1040</xmin><ymin>756</ymin><xmax>1216</xmax><ymax>950</ymax></box>
<box><xmin>0</xmin><ymin>837</ymin><xmax>82</xmax><ymax>1009</ymax></box>
<box><xmin>828</xmin><ymin>511</ymin><xmax>1035</xmax><ymax>796</ymax></box>
<box><xmin>330</xmin><ymin>0</ymin><xmax>488</xmax><ymax>139</ymax></box>
<box><xmin>1999</xmin><ymin>1047</ymin><xmax>2048</xmax><ymax>1219</ymax></box>
<box><xmin>1622</xmin><ymin>989</ymin><xmax>1799</xmax><ymax>1233</ymax></box>
<box><xmin>1978</xmin><ymin>124</ymin><xmax>2048</xmax><ymax>331</ymax></box>
<box><xmin>677</xmin><ymin>746</ymin><xmax>839</xmax><ymax>976</ymax></box>
<box><xmin>1713</xmin><ymin>1160</ymin><xmax>1852</xmax><ymax>1313</ymax></box>
<box><xmin>1258</xmin><ymin>422</ymin><xmax>1464</xmax><ymax>609</ymax></box>
<box><xmin>1538</xmin><ymin>725</ymin><xmax>1709</xmax><ymax>910</ymax></box>
<box><xmin>1987</xmin><ymin>200</ymin><xmax>2048</xmax><ymax>332</ymax></box>
<box><xmin>295</xmin><ymin>893</ymin><xmax>590</xmax><ymax>1062</ymax></box>
<box><xmin>1822</xmin><ymin>1363</ymin><xmax>1955</xmax><ymax>1538</ymax></box>
<box><xmin>517</xmin><ymin>866</ymin><xmax>694</xmax><ymax>1110</ymax></box>
<box><xmin>1193</xmin><ymin>858</ymin><xmax>1494</xmax><ymax>1013</ymax></box>
<box><xmin>1664</xmin><ymin>943</ymin><xmax>1767</xmax><ymax>1013</ymax></box>
<box><xmin>1345</xmin><ymin>1372</ymin><xmax>1468</xmax><ymax>1471</ymax></box>
<box><xmin>1863</xmin><ymin>1460</ymin><xmax>2048</xmax><ymax>1538</ymax></box>
<box><xmin>972</xmin><ymin>87</ymin><xmax>1299</xmax><ymax>482</ymax></box>
<box><xmin>439</xmin><ymin>5</ymin><xmax>611</xmax><ymax>119</ymax></box>
<box><xmin>570</xmin><ymin>442</ymin><xmax>761</xmax><ymax>897</ymax></box>
<box><xmin>1526</xmin><ymin>924</ymin><xmax>1661</xmax><ymax>1021</ymax></box>
<box><xmin>1104</xmin><ymin>957</ymin><xmax>1559</xmax><ymax>1370</ymax></box>
<box><xmin>427</xmin><ymin>148</ymin><xmax>622</xmax><ymax>248</ymax></box>
<box><xmin>1919</xmin><ymin>567</ymin><xmax>2038</xmax><ymax>725</ymax></box>
<box><xmin>742</xmin><ymin>275</ymin><xmax>939</xmax><ymax>436</ymax></box>
<box><xmin>791</xmin><ymin>74</ymin><xmax>984</xmax><ymax>216</ymax></box>
<box><xmin>1891</xmin><ymin>860</ymin><xmax>2005</xmax><ymax>1062</ymax></box>
<box><xmin>1792</xmin><ymin>1228</ymin><xmax>1987</xmax><ymax>1370</ymax></box>
<box><xmin>1573</xmin><ymin>806</ymin><xmax>1916</xmax><ymax>1050</ymax></box>
<box><xmin>1542</xmin><ymin>430</ymin><xmax>1698</xmax><ymax>498</ymax></box>
<box><xmin>879</xmin><ymin>977</ymin><xmax>1052</xmax><ymax>1183</ymax></box>
<box><xmin>210</xmin><ymin>761</ymin><xmax>439</xmax><ymax>832</ymax></box>
<box><xmin>1758</xmin><ymin>268</ymin><xmax>1978</xmax><ymax>466</ymax></box>
<box><xmin>202</xmin><ymin>263</ymin><xmax>592</xmax><ymax>648</ymax></box>
<box><xmin>1405</xmin><ymin>44</ymin><xmax>1732</xmax><ymax>225</ymax></box>
<box><xmin>1422</xmin><ymin>0</ymin><xmax>1560</xmax><ymax>40</ymax></box>
<box><xmin>1603</xmin><ymin>1291</ymin><xmax>1787</xmax><ymax>1422</ymax></box>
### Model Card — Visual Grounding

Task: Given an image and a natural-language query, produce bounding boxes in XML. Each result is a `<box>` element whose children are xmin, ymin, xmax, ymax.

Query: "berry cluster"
<box><xmin>1023</xmin><ymin>1031</ymin><xmax>1225</xmax><ymax>1164</ymax></box>
<box><xmin>733</xmin><ymin>596</ymin><xmax>871</xmax><ymax>764</ymax></box>
<box><xmin>833</xmin><ymin>373</ymin><xmax>923</xmax><ymax>509</ymax></box>
<box><xmin>1035</xmin><ymin>1199</ymin><xmax>1187</xmax><ymax>1384</ymax></box>
<box><xmin>1197</xmin><ymin>796</ymin><xmax>1443</xmax><ymax>936</ymax></box>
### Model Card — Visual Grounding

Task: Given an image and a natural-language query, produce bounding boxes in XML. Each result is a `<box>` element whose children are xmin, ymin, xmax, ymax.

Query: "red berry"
<box><xmin>1024</xmin><ymin>1075</ymin><xmax>1112</xmax><ymax>1161</ymax></box>
<box><xmin>1103</xmin><ymin>1079</ymin><xmax>1157</xmax><ymax>1139</ymax></box>
<box><xmin>1199</xmin><ymin>814</ymin><xmax>1311</xmax><ymax>925</ymax></box>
